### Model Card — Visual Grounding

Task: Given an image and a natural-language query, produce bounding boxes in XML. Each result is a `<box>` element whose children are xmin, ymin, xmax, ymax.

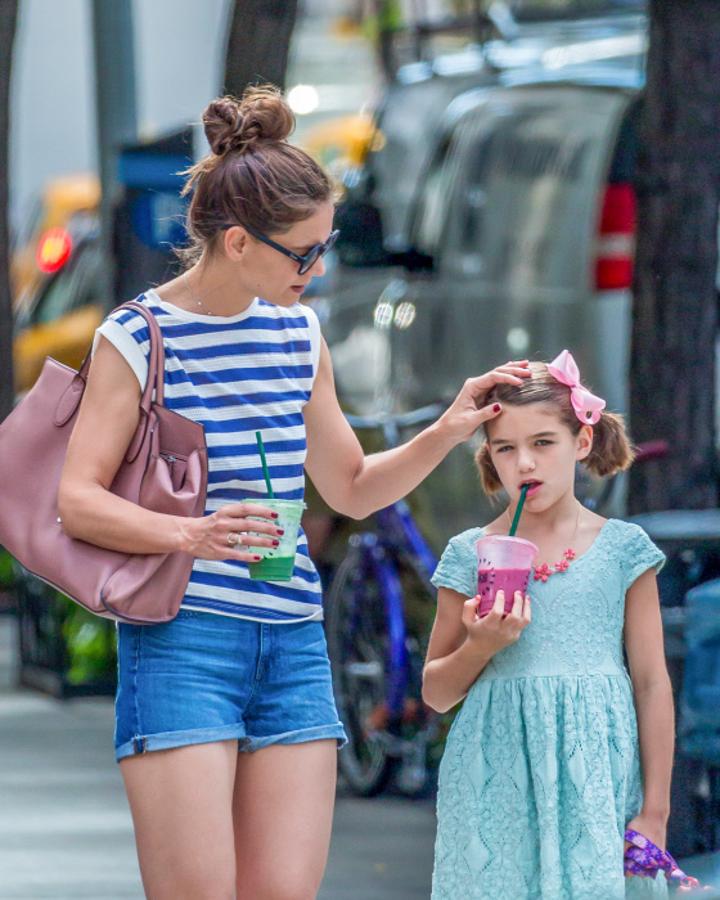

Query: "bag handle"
<box><xmin>66</xmin><ymin>298</ymin><xmax>165</xmax><ymax>408</ymax></box>
<box><xmin>117</xmin><ymin>301</ymin><xmax>167</xmax><ymax>463</ymax></box>
<box><xmin>54</xmin><ymin>299</ymin><xmax>167</xmax><ymax>462</ymax></box>
<box><xmin>120</xmin><ymin>300</ymin><xmax>165</xmax><ymax>409</ymax></box>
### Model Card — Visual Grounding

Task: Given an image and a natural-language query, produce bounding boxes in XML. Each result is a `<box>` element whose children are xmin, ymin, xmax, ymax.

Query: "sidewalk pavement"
<box><xmin>0</xmin><ymin>614</ymin><xmax>435</xmax><ymax>899</ymax></box>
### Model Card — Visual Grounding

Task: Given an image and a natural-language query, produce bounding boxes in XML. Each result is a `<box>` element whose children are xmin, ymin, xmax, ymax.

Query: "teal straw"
<box><xmin>255</xmin><ymin>431</ymin><xmax>274</xmax><ymax>498</ymax></box>
<box><xmin>508</xmin><ymin>484</ymin><xmax>529</xmax><ymax>537</ymax></box>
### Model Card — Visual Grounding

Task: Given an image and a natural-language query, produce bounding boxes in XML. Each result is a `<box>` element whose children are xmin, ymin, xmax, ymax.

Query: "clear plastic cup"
<box><xmin>245</xmin><ymin>498</ymin><xmax>305</xmax><ymax>582</ymax></box>
<box><xmin>475</xmin><ymin>535</ymin><xmax>538</xmax><ymax>617</ymax></box>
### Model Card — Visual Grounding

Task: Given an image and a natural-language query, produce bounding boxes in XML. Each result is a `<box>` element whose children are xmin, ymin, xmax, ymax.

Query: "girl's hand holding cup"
<box><xmin>462</xmin><ymin>589</ymin><xmax>531</xmax><ymax>658</ymax></box>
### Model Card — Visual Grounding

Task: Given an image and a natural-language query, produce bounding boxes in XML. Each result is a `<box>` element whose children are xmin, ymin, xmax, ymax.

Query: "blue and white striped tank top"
<box><xmin>94</xmin><ymin>289</ymin><xmax>324</xmax><ymax>623</ymax></box>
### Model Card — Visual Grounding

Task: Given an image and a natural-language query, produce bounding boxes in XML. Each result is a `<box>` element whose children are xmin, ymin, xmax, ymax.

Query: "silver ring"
<box><xmin>227</xmin><ymin>531</ymin><xmax>240</xmax><ymax>547</ymax></box>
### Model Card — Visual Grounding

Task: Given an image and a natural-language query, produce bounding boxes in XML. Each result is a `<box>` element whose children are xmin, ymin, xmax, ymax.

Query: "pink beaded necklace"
<box><xmin>506</xmin><ymin>503</ymin><xmax>581</xmax><ymax>583</ymax></box>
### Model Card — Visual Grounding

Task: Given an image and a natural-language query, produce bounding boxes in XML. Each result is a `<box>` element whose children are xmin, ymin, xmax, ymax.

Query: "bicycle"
<box><xmin>324</xmin><ymin>404</ymin><xmax>444</xmax><ymax>797</ymax></box>
<box><xmin>325</xmin><ymin>404</ymin><xmax>670</xmax><ymax>798</ymax></box>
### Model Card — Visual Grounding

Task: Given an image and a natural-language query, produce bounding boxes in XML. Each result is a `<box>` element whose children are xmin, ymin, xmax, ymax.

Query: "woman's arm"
<box><xmin>58</xmin><ymin>337</ymin><xmax>281</xmax><ymax>559</ymax></box>
<box><xmin>624</xmin><ymin>568</ymin><xmax>675</xmax><ymax>847</ymax></box>
<box><xmin>304</xmin><ymin>339</ymin><xmax>529</xmax><ymax>519</ymax></box>
<box><xmin>422</xmin><ymin>588</ymin><xmax>530</xmax><ymax>713</ymax></box>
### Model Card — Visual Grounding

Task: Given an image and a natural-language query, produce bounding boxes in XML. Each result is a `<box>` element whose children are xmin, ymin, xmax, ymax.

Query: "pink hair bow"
<box><xmin>547</xmin><ymin>350</ymin><xmax>606</xmax><ymax>425</ymax></box>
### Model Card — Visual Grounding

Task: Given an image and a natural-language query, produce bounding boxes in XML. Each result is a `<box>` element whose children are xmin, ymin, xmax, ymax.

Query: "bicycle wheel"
<box><xmin>324</xmin><ymin>543</ymin><xmax>395</xmax><ymax>796</ymax></box>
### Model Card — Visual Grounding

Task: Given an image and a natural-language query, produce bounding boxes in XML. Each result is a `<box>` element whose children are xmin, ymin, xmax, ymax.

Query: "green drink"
<box><xmin>245</xmin><ymin>498</ymin><xmax>305</xmax><ymax>582</ymax></box>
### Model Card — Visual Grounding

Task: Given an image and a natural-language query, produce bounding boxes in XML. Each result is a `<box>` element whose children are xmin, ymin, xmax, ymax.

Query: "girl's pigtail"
<box><xmin>475</xmin><ymin>442</ymin><xmax>504</xmax><ymax>496</ymax></box>
<box><xmin>585</xmin><ymin>412</ymin><xmax>635</xmax><ymax>477</ymax></box>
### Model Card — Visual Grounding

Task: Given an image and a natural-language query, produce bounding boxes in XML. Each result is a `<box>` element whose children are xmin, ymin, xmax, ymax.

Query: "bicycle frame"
<box><xmin>351</xmin><ymin>500</ymin><xmax>437</xmax><ymax>721</ymax></box>
<box><xmin>352</xmin><ymin>533</ymin><xmax>409</xmax><ymax>719</ymax></box>
<box><xmin>376</xmin><ymin>500</ymin><xmax>437</xmax><ymax>586</ymax></box>
<box><xmin>327</xmin><ymin>403</ymin><xmax>446</xmax><ymax>793</ymax></box>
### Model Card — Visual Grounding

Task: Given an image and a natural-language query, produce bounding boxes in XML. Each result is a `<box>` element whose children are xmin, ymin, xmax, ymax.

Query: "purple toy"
<box><xmin>624</xmin><ymin>829</ymin><xmax>708</xmax><ymax>891</ymax></box>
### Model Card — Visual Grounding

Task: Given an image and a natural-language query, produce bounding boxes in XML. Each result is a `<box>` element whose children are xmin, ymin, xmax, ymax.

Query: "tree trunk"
<box><xmin>629</xmin><ymin>0</ymin><xmax>720</xmax><ymax>512</ymax></box>
<box><xmin>223</xmin><ymin>0</ymin><xmax>299</xmax><ymax>97</ymax></box>
<box><xmin>0</xmin><ymin>0</ymin><xmax>18</xmax><ymax>423</ymax></box>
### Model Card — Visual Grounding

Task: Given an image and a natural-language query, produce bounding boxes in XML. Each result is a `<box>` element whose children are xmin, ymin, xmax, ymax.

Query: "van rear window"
<box><xmin>431</xmin><ymin>87</ymin><xmax>630</xmax><ymax>291</ymax></box>
<box><xmin>491</xmin><ymin>133</ymin><xmax>590</xmax><ymax>180</ymax></box>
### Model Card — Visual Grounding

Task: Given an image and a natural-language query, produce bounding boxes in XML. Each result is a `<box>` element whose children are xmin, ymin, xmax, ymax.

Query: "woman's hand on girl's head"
<box><xmin>176</xmin><ymin>501</ymin><xmax>285</xmax><ymax>562</ymax></box>
<box><xmin>437</xmin><ymin>361</ymin><xmax>531</xmax><ymax>445</ymax></box>
<box><xmin>462</xmin><ymin>589</ymin><xmax>531</xmax><ymax>657</ymax></box>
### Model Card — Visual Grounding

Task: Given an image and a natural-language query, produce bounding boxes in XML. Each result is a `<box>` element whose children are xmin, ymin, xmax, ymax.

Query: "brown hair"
<box><xmin>475</xmin><ymin>361</ymin><xmax>635</xmax><ymax>495</ymax></box>
<box><xmin>179</xmin><ymin>86</ymin><xmax>334</xmax><ymax>265</ymax></box>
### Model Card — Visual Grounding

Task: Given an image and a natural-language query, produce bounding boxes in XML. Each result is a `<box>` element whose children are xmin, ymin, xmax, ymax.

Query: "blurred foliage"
<box><xmin>13</xmin><ymin>560</ymin><xmax>116</xmax><ymax>692</ymax></box>
<box><xmin>0</xmin><ymin>547</ymin><xmax>18</xmax><ymax>613</ymax></box>
<box><xmin>361</xmin><ymin>0</ymin><xmax>404</xmax><ymax>38</ymax></box>
<box><xmin>0</xmin><ymin>547</ymin><xmax>14</xmax><ymax>589</ymax></box>
<box><xmin>59</xmin><ymin>596</ymin><xmax>116</xmax><ymax>686</ymax></box>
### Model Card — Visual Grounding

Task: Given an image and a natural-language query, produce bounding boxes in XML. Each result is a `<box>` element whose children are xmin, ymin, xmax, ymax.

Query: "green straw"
<box><xmin>255</xmin><ymin>431</ymin><xmax>274</xmax><ymax>498</ymax></box>
<box><xmin>508</xmin><ymin>484</ymin><xmax>529</xmax><ymax>537</ymax></box>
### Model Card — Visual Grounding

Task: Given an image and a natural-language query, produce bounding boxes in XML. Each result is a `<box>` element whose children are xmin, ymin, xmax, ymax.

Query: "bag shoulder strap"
<box><xmin>112</xmin><ymin>300</ymin><xmax>169</xmax><ymax>464</ymax></box>
<box><xmin>119</xmin><ymin>300</ymin><xmax>165</xmax><ymax>409</ymax></box>
<box><xmin>75</xmin><ymin>297</ymin><xmax>165</xmax><ymax>409</ymax></box>
<box><xmin>53</xmin><ymin>298</ymin><xmax>167</xmax><ymax>464</ymax></box>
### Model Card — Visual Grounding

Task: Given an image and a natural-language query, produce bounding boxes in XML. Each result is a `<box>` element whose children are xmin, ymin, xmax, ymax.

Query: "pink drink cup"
<box><xmin>475</xmin><ymin>535</ymin><xmax>538</xmax><ymax>617</ymax></box>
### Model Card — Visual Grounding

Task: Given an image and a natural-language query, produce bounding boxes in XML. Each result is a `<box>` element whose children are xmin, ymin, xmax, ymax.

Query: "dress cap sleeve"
<box><xmin>622</xmin><ymin>523</ymin><xmax>666</xmax><ymax>593</ymax></box>
<box><xmin>431</xmin><ymin>530</ymin><xmax>480</xmax><ymax>598</ymax></box>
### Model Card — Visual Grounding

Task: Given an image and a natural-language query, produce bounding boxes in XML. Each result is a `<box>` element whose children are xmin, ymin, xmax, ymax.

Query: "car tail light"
<box><xmin>36</xmin><ymin>227</ymin><xmax>73</xmax><ymax>274</ymax></box>
<box><xmin>594</xmin><ymin>183</ymin><xmax>636</xmax><ymax>291</ymax></box>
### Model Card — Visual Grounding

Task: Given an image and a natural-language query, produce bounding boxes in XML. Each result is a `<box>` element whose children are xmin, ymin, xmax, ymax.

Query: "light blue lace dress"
<box><xmin>431</xmin><ymin>519</ymin><xmax>668</xmax><ymax>900</ymax></box>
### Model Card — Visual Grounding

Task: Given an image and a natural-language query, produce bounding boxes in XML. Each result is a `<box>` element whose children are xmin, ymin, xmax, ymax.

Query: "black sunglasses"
<box><xmin>223</xmin><ymin>222</ymin><xmax>340</xmax><ymax>275</ymax></box>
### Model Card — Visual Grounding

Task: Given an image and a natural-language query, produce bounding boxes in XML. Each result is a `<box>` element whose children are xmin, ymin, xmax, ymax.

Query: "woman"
<box><xmin>59</xmin><ymin>85</ymin><xmax>529</xmax><ymax>900</ymax></box>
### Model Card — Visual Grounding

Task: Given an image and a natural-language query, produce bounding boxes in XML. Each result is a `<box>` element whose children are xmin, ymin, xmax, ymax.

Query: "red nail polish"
<box><xmin>493</xmin><ymin>403</ymin><xmax>501</xmax><ymax>413</ymax></box>
<box><xmin>253</xmin><ymin>555</ymin><xmax>262</xmax><ymax>561</ymax></box>
<box><xmin>272</xmin><ymin>540</ymin><xmax>280</xmax><ymax>546</ymax></box>
<box><xmin>271</xmin><ymin>512</ymin><xmax>279</xmax><ymax>519</ymax></box>
<box><xmin>277</xmin><ymin>528</ymin><xmax>285</xmax><ymax>536</ymax></box>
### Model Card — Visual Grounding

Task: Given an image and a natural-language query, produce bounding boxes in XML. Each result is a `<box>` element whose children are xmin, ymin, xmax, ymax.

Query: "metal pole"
<box><xmin>91</xmin><ymin>0</ymin><xmax>137</xmax><ymax>306</ymax></box>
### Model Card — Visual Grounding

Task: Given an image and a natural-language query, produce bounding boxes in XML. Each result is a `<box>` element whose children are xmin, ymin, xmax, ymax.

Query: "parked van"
<box><xmin>324</xmin><ymin>47</ymin><xmax>506</xmax><ymax>407</ymax></box>
<box><xmin>324</xmin><ymin>7</ymin><xmax>650</xmax><ymax>535</ymax></box>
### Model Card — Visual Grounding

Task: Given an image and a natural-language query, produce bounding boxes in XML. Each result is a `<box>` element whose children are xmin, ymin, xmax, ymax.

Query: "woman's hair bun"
<box><xmin>202</xmin><ymin>86</ymin><xmax>294</xmax><ymax>157</ymax></box>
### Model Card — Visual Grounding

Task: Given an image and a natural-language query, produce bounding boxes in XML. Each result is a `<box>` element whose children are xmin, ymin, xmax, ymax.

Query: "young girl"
<box><xmin>58</xmin><ymin>85</ymin><xmax>530</xmax><ymax>900</ymax></box>
<box><xmin>423</xmin><ymin>351</ymin><xmax>679</xmax><ymax>900</ymax></box>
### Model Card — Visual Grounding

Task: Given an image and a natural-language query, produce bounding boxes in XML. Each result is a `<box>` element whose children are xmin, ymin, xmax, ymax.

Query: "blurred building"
<box><xmin>9</xmin><ymin>0</ymin><xmax>230</xmax><ymax>234</ymax></box>
<box><xmin>10</xmin><ymin>0</ymin><xmax>375</xmax><ymax>237</ymax></box>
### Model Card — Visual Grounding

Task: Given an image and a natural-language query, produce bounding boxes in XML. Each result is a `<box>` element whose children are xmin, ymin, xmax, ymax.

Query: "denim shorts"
<box><xmin>115</xmin><ymin>609</ymin><xmax>347</xmax><ymax>761</ymax></box>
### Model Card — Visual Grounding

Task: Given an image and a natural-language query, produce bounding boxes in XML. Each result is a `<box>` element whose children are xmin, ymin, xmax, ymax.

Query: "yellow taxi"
<box><xmin>301</xmin><ymin>113</ymin><xmax>378</xmax><ymax>186</ymax></box>
<box><xmin>12</xmin><ymin>173</ymin><xmax>99</xmax><ymax>299</ymax></box>
<box><xmin>12</xmin><ymin>174</ymin><xmax>106</xmax><ymax>395</ymax></box>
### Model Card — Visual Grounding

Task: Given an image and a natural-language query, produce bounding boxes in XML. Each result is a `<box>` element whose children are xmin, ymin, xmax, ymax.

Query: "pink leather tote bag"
<box><xmin>0</xmin><ymin>301</ymin><xmax>207</xmax><ymax>623</ymax></box>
